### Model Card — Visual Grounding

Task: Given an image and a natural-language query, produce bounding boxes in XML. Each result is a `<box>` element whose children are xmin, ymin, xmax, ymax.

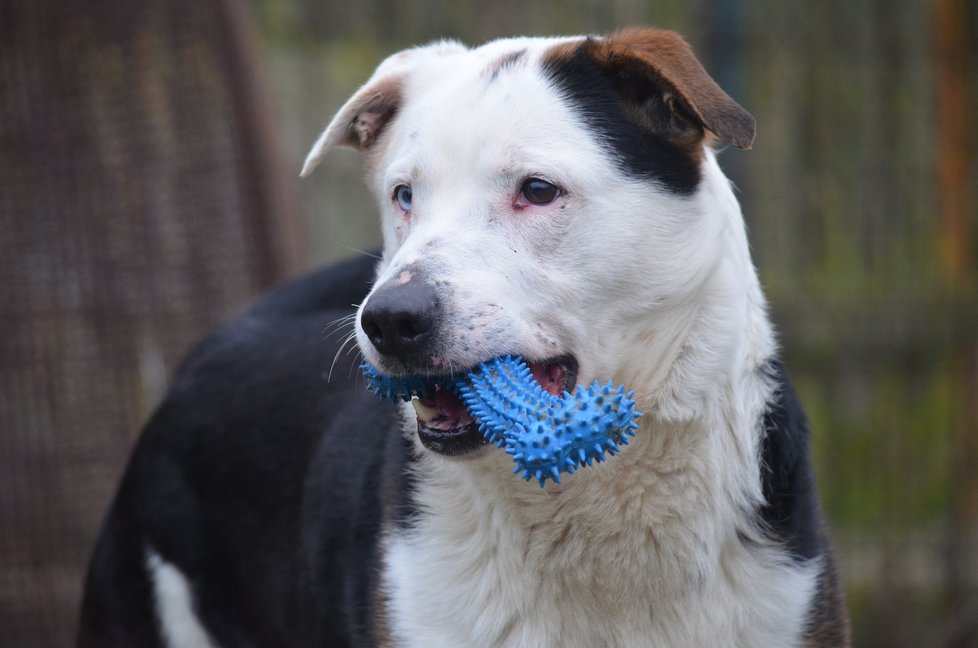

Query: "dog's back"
<box><xmin>78</xmin><ymin>254</ymin><xmax>409</xmax><ymax>647</ymax></box>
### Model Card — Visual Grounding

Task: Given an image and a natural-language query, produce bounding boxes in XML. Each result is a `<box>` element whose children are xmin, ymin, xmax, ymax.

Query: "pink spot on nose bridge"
<box><xmin>398</xmin><ymin>271</ymin><xmax>413</xmax><ymax>285</ymax></box>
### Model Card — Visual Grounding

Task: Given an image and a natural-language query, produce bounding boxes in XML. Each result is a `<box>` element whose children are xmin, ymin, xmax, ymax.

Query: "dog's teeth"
<box><xmin>411</xmin><ymin>398</ymin><xmax>440</xmax><ymax>422</ymax></box>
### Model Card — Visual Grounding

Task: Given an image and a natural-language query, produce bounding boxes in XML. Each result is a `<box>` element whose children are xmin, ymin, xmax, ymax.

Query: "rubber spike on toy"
<box><xmin>361</xmin><ymin>356</ymin><xmax>642</xmax><ymax>487</ymax></box>
<box><xmin>459</xmin><ymin>356</ymin><xmax>642</xmax><ymax>486</ymax></box>
<box><xmin>360</xmin><ymin>363</ymin><xmax>431</xmax><ymax>402</ymax></box>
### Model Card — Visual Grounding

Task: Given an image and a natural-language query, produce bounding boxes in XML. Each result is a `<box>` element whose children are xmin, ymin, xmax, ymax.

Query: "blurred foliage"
<box><xmin>246</xmin><ymin>0</ymin><xmax>977</xmax><ymax>645</ymax></box>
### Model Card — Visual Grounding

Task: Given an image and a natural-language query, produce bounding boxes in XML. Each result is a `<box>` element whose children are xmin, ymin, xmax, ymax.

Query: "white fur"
<box><xmin>146</xmin><ymin>546</ymin><xmax>218</xmax><ymax>648</ymax></box>
<box><xmin>309</xmin><ymin>35</ymin><xmax>819</xmax><ymax>647</ymax></box>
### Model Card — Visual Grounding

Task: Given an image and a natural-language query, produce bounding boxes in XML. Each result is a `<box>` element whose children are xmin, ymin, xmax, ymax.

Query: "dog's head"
<box><xmin>304</xmin><ymin>29</ymin><xmax>756</xmax><ymax>456</ymax></box>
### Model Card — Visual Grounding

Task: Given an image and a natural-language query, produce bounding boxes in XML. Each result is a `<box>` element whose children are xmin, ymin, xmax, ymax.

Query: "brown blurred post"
<box><xmin>933</xmin><ymin>0</ymin><xmax>974</xmax><ymax>281</ymax></box>
<box><xmin>934</xmin><ymin>1</ymin><xmax>978</xmax><ymax>646</ymax></box>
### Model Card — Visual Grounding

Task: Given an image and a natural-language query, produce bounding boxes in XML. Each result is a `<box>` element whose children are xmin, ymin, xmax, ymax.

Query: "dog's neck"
<box><xmin>406</xmin><ymin>308</ymin><xmax>774</xmax><ymax>563</ymax></box>
<box><xmin>615</xmin><ymin>154</ymin><xmax>775</xmax><ymax>416</ymax></box>
<box><xmin>389</xmin><ymin>380</ymin><xmax>813</xmax><ymax>645</ymax></box>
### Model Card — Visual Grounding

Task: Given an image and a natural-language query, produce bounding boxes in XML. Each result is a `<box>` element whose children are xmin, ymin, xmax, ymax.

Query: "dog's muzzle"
<box><xmin>360</xmin><ymin>274</ymin><xmax>585</xmax><ymax>461</ymax></box>
<box><xmin>360</xmin><ymin>272</ymin><xmax>489</xmax><ymax>455</ymax></box>
<box><xmin>360</xmin><ymin>274</ymin><xmax>440</xmax><ymax>365</ymax></box>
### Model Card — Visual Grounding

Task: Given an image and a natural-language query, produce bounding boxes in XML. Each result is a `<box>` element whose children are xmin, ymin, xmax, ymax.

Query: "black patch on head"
<box><xmin>759</xmin><ymin>360</ymin><xmax>826</xmax><ymax>561</ymax></box>
<box><xmin>486</xmin><ymin>48</ymin><xmax>528</xmax><ymax>83</ymax></box>
<box><xmin>543</xmin><ymin>44</ymin><xmax>701</xmax><ymax>194</ymax></box>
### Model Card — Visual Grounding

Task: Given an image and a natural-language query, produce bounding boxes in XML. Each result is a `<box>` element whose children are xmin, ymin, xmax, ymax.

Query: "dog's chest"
<box><xmin>380</xmin><ymin>461</ymin><xmax>818</xmax><ymax>648</ymax></box>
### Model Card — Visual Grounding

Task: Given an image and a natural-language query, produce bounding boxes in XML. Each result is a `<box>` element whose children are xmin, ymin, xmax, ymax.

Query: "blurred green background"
<box><xmin>1</xmin><ymin>0</ymin><xmax>975</xmax><ymax>646</ymax></box>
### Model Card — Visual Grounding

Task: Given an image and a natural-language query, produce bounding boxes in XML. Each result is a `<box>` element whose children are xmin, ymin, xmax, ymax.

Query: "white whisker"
<box><xmin>339</xmin><ymin>246</ymin><xmax>382</xmax><ymax>260</ymax></box>
<box><xmin>328</xmin><ymin>330</ymin><xmax>361</xmax><ymax>382</ymax></box>
<box><xmin>323</xmin><ymin>313</ymin><xmax>357</xmax><ymax>340</ymax></box>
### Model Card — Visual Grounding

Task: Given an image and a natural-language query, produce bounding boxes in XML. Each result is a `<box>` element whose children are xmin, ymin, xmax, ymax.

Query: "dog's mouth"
<box><xmin>412</xmin><ymin>355</ymin><xmax>578</xmax><ymax>456</ymax></box>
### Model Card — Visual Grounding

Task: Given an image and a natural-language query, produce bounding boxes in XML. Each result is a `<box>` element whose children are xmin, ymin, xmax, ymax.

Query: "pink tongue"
<box><xmin>529</xmin><ymin>361</ymin><xmax>566</xmax><ymax>396</ymax></box>
<box><xmin>416</xmin><ymin>386</ymin><xmax>474</xmax><ymax>430</ymax></box>
<box><xmin>432</xmin><ymin>386</ymin><xmax>469</xmax><ymax>418</ymax></box>
<box><xmin>417</xmin><ymin>361</ymin><xmax>564</xmax><ymax>427</ymax></box>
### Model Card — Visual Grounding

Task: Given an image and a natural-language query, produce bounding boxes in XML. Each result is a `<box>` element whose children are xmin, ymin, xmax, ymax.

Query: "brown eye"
<box><xmin>520</xmin><ymin>178</ymin><xmax>560</xmax><ymax>205</ymax></box>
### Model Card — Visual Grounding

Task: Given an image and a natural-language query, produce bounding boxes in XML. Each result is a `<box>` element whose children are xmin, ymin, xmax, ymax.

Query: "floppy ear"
<box><xmin>299</xmin><ymin>76</ymin><xmax>403</xmax><ymax>177</ymax></box>
<box><xmin>300</xmin><ymin>41</ymin><xmax>468</xmax><ymax>177</ymax></box>
<box><xmin>584</xmin><ymin>28</ymin><xmax>755</xmax><ymax>150</ymax></box>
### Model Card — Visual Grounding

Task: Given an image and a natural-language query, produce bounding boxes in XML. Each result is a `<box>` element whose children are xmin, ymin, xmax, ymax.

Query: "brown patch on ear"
<box><xmin>345</xmin><ymin>78</ymin><xmax>403</xmax><ymax>149</ymax></box>
<box><xmin>302</xmin><ymin>40</ymin><xmax>470</xmax><ymax>177</ymax></box>
<box><xmin>300</xmin><ymin>76</ymin><xmax>403</xmax><ymax>177</ymax></box>
<box><xmin>542</xmin><ymin>40</ymin><xmax>579</xmax><ymax>65</ymax></box>
<box><xmin>584</xmin><ymin>28</ymin><xmax>756</xmax><ymax>150</ymax></box>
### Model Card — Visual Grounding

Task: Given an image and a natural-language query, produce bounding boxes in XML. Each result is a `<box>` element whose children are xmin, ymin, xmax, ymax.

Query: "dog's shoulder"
<box><xmin>82</xmin><ymin>254</ymin><xmax>409</xmax><ymax>646</ymax></box>
<box><xmin>248</xmin><ymin>252</ymin><xmax>380</xmax><ymax>319</ymax></box>
<box><xmin>131</xmin><ymin>250</ymin><xmax>394</xmax><ymax>541</ymax></box>
<box><xmin>161</xmin><ymin>252</ymin><xmax>378</xmax><ymax>419</ymax></box>
<box><xmin>113</xmin><ymin>254</ymin><xmax>373</xmax><ymax>524</ymax></box>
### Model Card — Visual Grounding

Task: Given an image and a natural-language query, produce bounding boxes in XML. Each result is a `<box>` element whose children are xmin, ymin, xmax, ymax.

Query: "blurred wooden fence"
<box><xmin>0</xmin><ymin>1</ymin><xmax>302</xmax><ymax>645</ymax></box>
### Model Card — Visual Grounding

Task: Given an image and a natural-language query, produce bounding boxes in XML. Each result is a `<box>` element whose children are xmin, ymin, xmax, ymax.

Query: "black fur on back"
<box><xmin>78</xmin><ymin>254</ymin><xmax>413</xmax><ymax>647</ymax></box>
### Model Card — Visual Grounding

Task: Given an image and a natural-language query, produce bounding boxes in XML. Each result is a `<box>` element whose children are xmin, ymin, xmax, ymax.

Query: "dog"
<box><xmin>79</xmin><ymin>28</ymin><xmax>849</xmax><ymax>647</ymax></box>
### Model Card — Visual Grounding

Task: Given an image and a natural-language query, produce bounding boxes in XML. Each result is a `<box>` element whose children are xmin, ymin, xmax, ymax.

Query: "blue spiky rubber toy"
<box><xmin>361</xmin><ymin>356</ymin><xmax>641</xmax><ymax>486</ymax></box>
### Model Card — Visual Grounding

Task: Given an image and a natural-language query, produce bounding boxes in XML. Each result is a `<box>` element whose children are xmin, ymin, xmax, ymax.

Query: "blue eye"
<box><xmin>393</xmin><ymin>184</ymin><xmax>413</xmax><ymax>211</ymax></box>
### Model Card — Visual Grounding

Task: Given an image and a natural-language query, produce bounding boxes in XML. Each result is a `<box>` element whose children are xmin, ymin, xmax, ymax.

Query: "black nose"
<box><xmin>360</xmin><ymin>277</ymin><xmax>439</xmax><ymax>360</ymax></box>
